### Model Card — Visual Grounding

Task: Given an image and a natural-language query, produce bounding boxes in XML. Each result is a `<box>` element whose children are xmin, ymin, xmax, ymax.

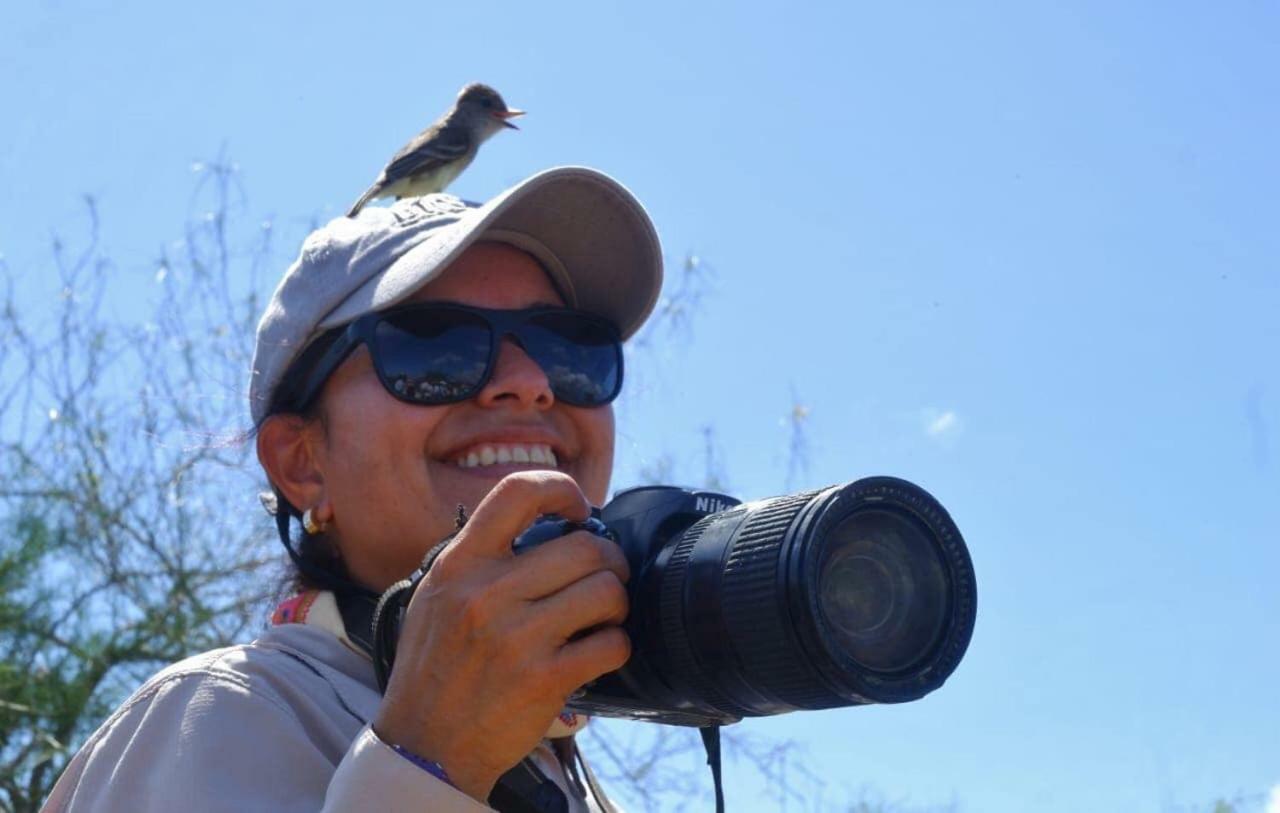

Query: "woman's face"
<box><xmin>307</xmin><ymin>242</ymin><xmax>616</xmax><ymax>590</ymax></box>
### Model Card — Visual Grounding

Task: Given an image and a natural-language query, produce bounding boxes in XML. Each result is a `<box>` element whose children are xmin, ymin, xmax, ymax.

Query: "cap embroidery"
<box><xmin>389</xmin><ymin>196</ymin><xmax>469</xmax><ymax>227</ymax></box>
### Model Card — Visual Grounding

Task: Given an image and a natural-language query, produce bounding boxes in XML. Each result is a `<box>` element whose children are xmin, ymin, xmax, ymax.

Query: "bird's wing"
<box><xmin>380</xmin><ymin>121</ymin><xmax>473</xmax><ymax>184</ymax></box>
<box><xmin>346</xmin><ymin>183</ymin><xmax>382</xmax><ymax>218</ymax></box>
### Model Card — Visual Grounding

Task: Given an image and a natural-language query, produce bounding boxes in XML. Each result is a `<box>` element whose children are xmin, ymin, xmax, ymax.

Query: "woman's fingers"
<box><xmin>553</xmin><ymin>624</ymin><xmax>632</xmax><ymax>692</ymax></box>
<box><xmin>530</xmin><ymin>567</ymin><xmax>630</xmax><ymax>643</ymax></box>
<box><xmin>439</xmin><ymin>471</ymin><xmax>592</xmax><ymax>564</ymax></box>
<box><xmin>500</xmin><ymin>530</ymin><xmax>630</xmax><ymax>601</ymax></box>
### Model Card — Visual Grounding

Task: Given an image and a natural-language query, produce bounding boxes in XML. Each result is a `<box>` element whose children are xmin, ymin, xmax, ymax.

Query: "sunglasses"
<box><xmin>284</xmin><ymin>303</ymin><xmax>624</xmax><ymax>411</ymax></box>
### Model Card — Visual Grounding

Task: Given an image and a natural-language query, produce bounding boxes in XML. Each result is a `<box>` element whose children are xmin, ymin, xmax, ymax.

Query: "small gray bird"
<box><xmin>347</xmin><ymin>83</ymin><xmax>524</xmax><ymax>217</ymax></box>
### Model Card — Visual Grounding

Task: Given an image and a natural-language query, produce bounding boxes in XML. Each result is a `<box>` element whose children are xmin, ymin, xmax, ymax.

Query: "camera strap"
<box><xmin>566</xmin><ymin>738</ymin><xmax>621</xmax><ymax>813</ymax></box>
<box><xmin>488</xmin><ymin>759</ymin><xmax>571</xmax><ymax>813</ymax></box>
<box><xmin>699</xmin><ymin>725</ymin><xmax>725</xmax><ymax>813</ymax></box>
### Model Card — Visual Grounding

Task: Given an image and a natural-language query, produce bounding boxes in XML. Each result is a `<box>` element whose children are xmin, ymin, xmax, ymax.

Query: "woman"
<box><xmin>43</xmin><ymin>167</ymin><xmax>664</xmax><ymax>812</ymax></box>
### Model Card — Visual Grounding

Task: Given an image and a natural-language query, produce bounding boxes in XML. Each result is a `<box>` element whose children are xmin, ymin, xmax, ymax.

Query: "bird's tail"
<box><xmin>346</xmin><ymin>183</ymin><xmax>382</xmax><ymax>218</ymax></box>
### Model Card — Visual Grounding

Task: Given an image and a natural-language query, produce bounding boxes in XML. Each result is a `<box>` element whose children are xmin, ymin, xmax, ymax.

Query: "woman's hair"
<box><xmin>260</xmin><ymin>327</ymin><xmax>354</xmax><ymax>597</ymax></box>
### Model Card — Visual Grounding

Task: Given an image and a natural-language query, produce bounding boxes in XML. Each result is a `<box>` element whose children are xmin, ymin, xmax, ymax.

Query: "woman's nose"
<box><xmin>475</xmin><ymin>338</ymin><xmax>554</xmax><ymax>409</ymax></box>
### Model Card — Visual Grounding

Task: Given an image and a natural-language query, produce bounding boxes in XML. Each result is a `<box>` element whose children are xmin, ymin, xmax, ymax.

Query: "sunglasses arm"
<box><xmin>287</xmin><ymin>323</ymin><xmax>366</xmax><ymax>414</ymax></box>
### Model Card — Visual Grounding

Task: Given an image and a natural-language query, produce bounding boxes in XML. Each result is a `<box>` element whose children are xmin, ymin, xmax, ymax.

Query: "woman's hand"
<box><xmin>372</xmin><ymin>470</ymin><xmax>631</xmax><ymax>802</ymax></box>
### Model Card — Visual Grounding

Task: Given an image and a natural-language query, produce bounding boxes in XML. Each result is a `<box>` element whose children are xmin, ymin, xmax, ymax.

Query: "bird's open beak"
<box><xmin>495</xmin><ymin>109</ymin><xmax>525</xmax><ymax>130</ymax></box>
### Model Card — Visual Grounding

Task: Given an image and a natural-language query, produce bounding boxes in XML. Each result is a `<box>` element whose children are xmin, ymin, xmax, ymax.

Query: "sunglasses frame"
<box><xmin>287</xmin><ymin>302</ymin><xmax>625</xmax><ymax>412</ymax></box>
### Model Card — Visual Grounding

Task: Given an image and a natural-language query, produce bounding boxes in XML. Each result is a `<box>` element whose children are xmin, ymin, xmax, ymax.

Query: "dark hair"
<box><xmin>261</xmin><ymin>329</ymin><xmax>357</xmax><ymax>597</ymax></box>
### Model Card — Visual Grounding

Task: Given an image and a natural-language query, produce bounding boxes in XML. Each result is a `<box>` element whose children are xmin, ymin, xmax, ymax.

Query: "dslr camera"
<box><xmin>376</xmin><ymin>476</ymin><xmax>976</xmax><ymax>727</ymax></box>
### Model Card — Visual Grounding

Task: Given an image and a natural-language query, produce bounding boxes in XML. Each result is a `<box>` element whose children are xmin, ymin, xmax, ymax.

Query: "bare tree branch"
<box><xmin>0</xmin><ymin>169</ymin><xmax>275</xmax><ymax>813</ymax></box>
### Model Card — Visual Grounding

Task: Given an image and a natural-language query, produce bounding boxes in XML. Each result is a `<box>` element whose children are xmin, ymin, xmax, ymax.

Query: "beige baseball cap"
<box><xmin>249</xmin><ymin>166</ymin><xmax>663</xmax><ymax>424</ymax></box>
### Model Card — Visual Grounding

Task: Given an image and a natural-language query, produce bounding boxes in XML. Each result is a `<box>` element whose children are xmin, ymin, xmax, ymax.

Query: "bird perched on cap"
<box><xmin>346</xmin><ymin>83</ymin><xmax>524</xmax><ymax>217</ymax></box>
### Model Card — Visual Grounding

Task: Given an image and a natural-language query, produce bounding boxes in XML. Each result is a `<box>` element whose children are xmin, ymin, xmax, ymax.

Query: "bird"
<box><xmin>346</xmin><ymin>83</ymin><xmax>524</xmax><ymax>217</ymax></box>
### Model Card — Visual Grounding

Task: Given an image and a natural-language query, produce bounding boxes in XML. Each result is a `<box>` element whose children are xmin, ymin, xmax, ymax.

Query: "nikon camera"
<box><xmin>381</xmin><ymin>476</ymin><xmax>977</xmax><ymax>727</ymax></box>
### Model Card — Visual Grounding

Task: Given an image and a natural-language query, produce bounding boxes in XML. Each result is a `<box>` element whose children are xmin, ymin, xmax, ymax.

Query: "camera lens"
<box><xmin>817</xmin><ymin>508</ymin><xmax>950</xmax><ymax>674</ymax></box>
<box><xmin>565</xmin><ymin>476</ymin><xmax>976</xmax><ymax>726</ymax></box>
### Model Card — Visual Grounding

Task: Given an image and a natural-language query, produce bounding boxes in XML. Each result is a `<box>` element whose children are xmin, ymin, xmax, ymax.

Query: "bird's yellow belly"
<box><xmin>389</xmin><ymin>161</ymin><xmax>469</xmax><ymax>199</ymax></box>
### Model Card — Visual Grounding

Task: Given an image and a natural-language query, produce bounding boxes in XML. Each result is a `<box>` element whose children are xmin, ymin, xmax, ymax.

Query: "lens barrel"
<box><xmin>577</xmin><ymin>476</ymin><xmax>976</xmax><ymax>725</ymax></box>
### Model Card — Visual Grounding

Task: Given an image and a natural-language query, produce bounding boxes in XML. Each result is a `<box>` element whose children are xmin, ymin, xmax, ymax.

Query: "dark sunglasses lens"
<box><xmin>522</xmin><ymin>313</ymin><xmax>621</xmax><ymax>406</ymax></box>
<box><xmin>374</xmin><ymin>309</ymin><xmax>491</xmax><ymax>403</ymax></box>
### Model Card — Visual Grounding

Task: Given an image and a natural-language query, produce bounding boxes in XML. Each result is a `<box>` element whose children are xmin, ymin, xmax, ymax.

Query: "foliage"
<box><xmin>0</xmin><ymin>165</ymin><xmax>277</xmax><ymax>811</ymax></box>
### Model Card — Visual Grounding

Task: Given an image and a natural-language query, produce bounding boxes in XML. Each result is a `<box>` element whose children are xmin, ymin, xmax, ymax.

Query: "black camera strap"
<box><xmin>700</xmin><ymin>725</ymin><xmax>726</xmax><ymax>813</ymax></box>
<box><xmin>334</xmin><ymin>589</ymin><xmax>377</xmax><ymax>658</ymax></box>
<box><xmin>368</xmin><ymin>505</ymin><xmax>467</xmax><ymax>692</ymax></box>
<box><xmin>487</xmin><ymin>759</ymin><xmax>571</xmax><ymax>813</ymax></box>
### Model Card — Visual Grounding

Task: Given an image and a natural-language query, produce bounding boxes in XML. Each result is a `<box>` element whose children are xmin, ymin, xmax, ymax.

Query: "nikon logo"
<box><xmin>695</xmin><ymin>496</ymin><xmax>733</xmax><ymax>514</ymax></box>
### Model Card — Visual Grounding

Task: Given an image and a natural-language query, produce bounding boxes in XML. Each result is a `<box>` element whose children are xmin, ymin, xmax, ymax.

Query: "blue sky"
<box><xmin>3</xmin><ymin>2</ymin><xmax>1278</xmax><ymax>811</ymax></box>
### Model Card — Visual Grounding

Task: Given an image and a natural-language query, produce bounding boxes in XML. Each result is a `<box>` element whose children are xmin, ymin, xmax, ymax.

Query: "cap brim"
<box><xmin>319</xmin><ymin>167</ymin><xmax>663</xmax><ymax>340</ymax></box>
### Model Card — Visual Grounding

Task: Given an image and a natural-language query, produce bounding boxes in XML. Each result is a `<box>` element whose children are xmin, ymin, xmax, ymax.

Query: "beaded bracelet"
<box><xmin>390</xmin><ymin>743</ymin><xmax>456</xmax><ymax>789</ymax></box>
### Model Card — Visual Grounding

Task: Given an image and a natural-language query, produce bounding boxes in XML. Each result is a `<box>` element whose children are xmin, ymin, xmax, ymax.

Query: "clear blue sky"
<box><xmin>3</xmin><ymin>2</ymin><xmax>1278</xmax><ymax>811</ymax></box>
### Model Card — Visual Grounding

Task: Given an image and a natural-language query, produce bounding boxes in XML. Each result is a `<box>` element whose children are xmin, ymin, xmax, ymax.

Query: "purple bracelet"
<box><xmin>390</xmin><ymin>743</ymin><xmax>456</xmax><ymax>788</ymax></box>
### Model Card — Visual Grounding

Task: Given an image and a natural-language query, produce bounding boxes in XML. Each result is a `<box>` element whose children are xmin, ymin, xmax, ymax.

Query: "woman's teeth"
<box><xmin>455</xmin><ymin>443</ymin><xmax>559</xmax><ymax>469</ymax></box>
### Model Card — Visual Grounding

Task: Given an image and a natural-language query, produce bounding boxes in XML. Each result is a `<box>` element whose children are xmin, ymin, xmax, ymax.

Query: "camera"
<box><xmin>376</xmin><ymin>476</ymin><xmax>976</xmax><ymax>728</ymax></box>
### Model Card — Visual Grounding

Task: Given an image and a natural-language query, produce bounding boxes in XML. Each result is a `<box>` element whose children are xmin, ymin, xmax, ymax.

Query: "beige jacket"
<box><xmin>42</xmin><ymin>593</ymin><xmax>612</xmax><ymax>812</ymax></box>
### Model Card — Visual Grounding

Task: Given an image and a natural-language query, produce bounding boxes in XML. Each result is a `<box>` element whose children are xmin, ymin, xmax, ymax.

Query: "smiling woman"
<box><xmin>269</xmin><ymin>243</ymin><xmax>619</xmax><ymax>591</ymax></box>
<box><xmin>41</xmin><ymin>168</ymin><xmax>663</xmax><ymax>813</ymax></box>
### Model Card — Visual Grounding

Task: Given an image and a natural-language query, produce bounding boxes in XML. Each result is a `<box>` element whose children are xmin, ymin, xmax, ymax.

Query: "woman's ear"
<box><xmin>257</xmin><ymin>414</ymin><xmax>327</xmax><ymax>514</ymax></box>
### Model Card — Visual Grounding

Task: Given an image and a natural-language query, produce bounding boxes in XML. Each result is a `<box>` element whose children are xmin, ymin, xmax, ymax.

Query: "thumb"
<box><xmin>449</xmin><ymin>471</ymin><xmax>591</xmax><ymax>561</ymax></box>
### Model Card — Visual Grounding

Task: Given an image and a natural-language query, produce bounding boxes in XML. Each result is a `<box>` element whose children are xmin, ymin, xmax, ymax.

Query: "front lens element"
<box><xmin>817</xmin><ymin>508</ymin><xmax>950</xmax><ymax>674</ymax></box>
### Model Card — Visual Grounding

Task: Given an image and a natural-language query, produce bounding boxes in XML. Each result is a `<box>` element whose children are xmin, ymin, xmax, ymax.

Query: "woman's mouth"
<box><xmin>452</xmin><ymin>442</ymin><xmax>559</xmax><ymax>469</ymax></box>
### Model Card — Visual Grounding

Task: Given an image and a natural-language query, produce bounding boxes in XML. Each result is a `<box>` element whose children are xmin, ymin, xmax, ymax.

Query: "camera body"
<box><xmin>514</xmin><ymin>485</ymin><xmax>747</xmax><ymax>726</ymax></box>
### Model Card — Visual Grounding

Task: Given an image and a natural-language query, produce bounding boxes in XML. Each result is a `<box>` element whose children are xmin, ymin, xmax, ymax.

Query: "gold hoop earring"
<box><xmin>303</xmin><ymin>508</ymin><xmax>330</xmax><ymax>535</ymax></box>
